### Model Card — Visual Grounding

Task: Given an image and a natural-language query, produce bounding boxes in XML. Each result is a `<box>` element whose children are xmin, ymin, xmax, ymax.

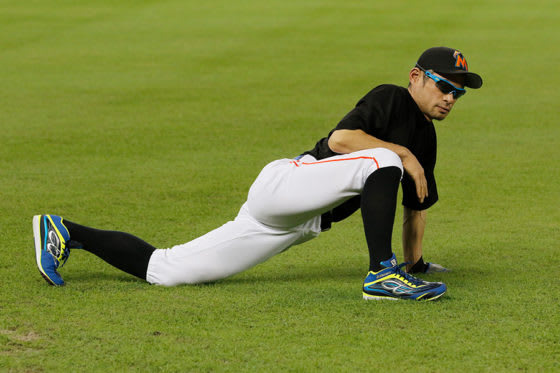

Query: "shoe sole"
<box><xmin>33</xmin><ymin>215</ymin><xmax>58</xmax><ymax>286</ymax></box>
<box><xmin>363</xmin><ymin>294</ymin><xmax>399</xmax><ymax>301</ymax></box>
<box><xmin>363</xmin><ymin>291</ymin><xmax>445</xmax><ymax>301</ymax></box>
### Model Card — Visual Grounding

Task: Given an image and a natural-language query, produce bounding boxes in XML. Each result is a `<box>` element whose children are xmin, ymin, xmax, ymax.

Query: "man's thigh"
<box><xmin>247</xmin><ymin>148</ymin><xmax>402</xmax><ymax>228</ymax></box>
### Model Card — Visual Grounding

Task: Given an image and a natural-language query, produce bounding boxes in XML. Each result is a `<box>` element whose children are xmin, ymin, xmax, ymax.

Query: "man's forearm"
<box><xmin>402</xmin><ymin>207</ymin><xmax>426</xmax><ymax>270</ymax></box>
<box><xmin>328</xmin><ymin>129</ymin><xmax>408</xmax><ymax>157</ymax></box>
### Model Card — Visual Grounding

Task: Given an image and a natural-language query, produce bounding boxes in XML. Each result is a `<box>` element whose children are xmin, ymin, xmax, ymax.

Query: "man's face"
<box><xmin>408</xmin><ymin>68</ymin><xmax>465</xmax><ymax>121</ymax></box>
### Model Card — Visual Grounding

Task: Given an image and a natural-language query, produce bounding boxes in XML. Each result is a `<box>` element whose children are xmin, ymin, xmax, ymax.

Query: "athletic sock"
<box><xmin>64</xmin><ymin>220</ymin><xmax>157</xmax><ymax>280</ymax></box>
<box><xmin>360</xmin><ymin>166</ymin><xmax>402</xmax><ymax>272</ymax></box>
<box><xmin>408</xmin><ymin>256</ymin><xmax>429</xmax><ymax>273</ymax></box>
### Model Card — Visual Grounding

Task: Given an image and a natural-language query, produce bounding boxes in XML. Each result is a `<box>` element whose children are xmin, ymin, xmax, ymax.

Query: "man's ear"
<box><xmin>409</xmin><ymin>67</ymin><xmax>422</xmax><ymax>85</ymax></box>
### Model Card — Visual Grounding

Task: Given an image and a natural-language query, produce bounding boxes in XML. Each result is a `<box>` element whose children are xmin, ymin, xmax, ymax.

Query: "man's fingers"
<box><xmin>403</xmin><ymin>153</ymin><xmax>428</xmax><ymax>203</ymax></box>
<box><xmin>416</xmin><ymin>176</ymin><xmax>428</xmax><ymax>203</ymax></box>
<box><xmin>416</xmin><ymin>179</ymin><xmax>424</xmax><ymax>203</ymax></box>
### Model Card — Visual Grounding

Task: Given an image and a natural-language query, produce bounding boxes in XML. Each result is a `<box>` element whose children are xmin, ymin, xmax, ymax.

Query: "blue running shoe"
<box><xmin>363</xmin><ymin>254</ymin><xmax>446</xmax><ymax>301</ymax></box>
<box><xmin>33</xmin><ymin>215</ymin><xmax>71</xmax><ymax>286</ymax></box>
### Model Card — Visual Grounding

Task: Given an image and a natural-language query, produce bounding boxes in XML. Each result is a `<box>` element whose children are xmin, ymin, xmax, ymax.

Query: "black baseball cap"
<box><xmin>416</xmin><ymin>47</ymin><xmax>483</xmax><ymax>89</ymax></box>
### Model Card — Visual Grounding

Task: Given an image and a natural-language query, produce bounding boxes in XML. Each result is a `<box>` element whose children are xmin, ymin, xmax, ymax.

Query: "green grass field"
<box><xmin>1</xmin><ymin>0</ymin><xmax>559</xmax><ymax>371</ymax></box>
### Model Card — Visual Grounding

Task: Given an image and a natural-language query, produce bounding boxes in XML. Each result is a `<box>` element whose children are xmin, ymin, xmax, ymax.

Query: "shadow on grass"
<box><xmin>224</xmin><ymin>263</ymin><xmax>364</xmax><ymax>285</ymax></box>
<box><xmin>60</xmin><ymin>262</ymin><xmax>364</xmax><ymax>287</ymax></box>
<box><xmin>60</xmin><ymin>260</ymin><xmax>470</xmax><ymax>291</ymax></box>
<box><xmin>64</xmin><ymin>271</ymin><xmax>143</xmax><ymax>284</ymax></box>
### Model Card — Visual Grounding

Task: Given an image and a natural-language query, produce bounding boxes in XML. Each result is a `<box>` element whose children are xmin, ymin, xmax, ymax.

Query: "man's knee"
<box><xmin>370</xmin><ymin>148</ymin><xmax>403</xmax><ymax>174</ymax></box>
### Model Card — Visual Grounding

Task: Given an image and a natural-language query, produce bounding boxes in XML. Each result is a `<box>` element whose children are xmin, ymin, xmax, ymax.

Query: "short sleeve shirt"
<box><xmin>303</xmin><ymin>84</ymin><xmax>438</xmax><ymax>210</ymax></box>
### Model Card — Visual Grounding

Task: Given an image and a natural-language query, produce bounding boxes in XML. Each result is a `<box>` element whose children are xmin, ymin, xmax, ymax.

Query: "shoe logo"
<box><xmin>381</xmin><ymin>280</ymin><xmax>414</xmax><ymax>294</ymax></box>
<box><xmin>47</xmin><ymin>229</ymin><xmax>61</xmax><ymax>257</ymax></box>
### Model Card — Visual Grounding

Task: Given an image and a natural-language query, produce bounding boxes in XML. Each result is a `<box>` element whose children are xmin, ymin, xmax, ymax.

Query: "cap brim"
<box><xmin>464</xmin><ymin>72</ymin><xmax>483</xmax><ymax>89</ymax></box>
<box><xmin>435</xmin><ymin>69</ymin><xmax>483</xmax><ymax>89</ymax></box>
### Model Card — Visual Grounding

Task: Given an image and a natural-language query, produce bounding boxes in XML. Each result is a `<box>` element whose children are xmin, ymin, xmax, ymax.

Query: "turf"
<box><xmin>1</xmin><ymin>0</ymin><xmax>559</xmax><ymax>371</ymax></box>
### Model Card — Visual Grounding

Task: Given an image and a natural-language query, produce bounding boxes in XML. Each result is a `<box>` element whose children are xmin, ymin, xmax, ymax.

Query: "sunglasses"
<box><xmin>418</xmin><ymin>67</ymin><xmax>466</xmax><ymax>99</ymax></box>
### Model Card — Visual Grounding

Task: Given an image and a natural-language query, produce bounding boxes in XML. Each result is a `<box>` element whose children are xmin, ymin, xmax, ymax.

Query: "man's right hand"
<box><xmin>401</xmin><ymin>149</ymin><xmax>428</xmax><ymax>203</ymax></box>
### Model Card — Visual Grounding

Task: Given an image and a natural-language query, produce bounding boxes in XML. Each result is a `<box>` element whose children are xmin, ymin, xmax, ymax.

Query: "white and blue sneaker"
<box><xmin>33</xmin><ymin>215</ymin><xmax>71</xmax><ymax>286</ymax></box>
<box><xmin>363</xmin><ymin>254</ymin><xmax>447</xmax><ymax>301</ymax></box>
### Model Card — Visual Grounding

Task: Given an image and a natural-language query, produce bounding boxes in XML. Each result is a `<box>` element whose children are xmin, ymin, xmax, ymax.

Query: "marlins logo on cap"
<box><xmin>453</xmin><ymin>50</ymin><xmax>468</xmax><ymax>70</ymax></box>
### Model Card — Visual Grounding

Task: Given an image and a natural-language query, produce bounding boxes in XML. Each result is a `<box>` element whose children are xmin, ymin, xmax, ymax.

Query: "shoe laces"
<box><xmin>394</xmin><ymin>263</ymin><xmax>425</xmax><ymax>285</ymax></box>
<box><xmin>59</xmin><ymin>248</ymin><xmax>70</xmax><ymax>268</ymax></box>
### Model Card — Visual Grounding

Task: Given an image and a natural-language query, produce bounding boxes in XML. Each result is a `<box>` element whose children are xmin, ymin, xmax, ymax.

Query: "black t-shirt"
<box><xmin>303</xmin><ymin>84</ymin><xmax>438</xmax><ymax>210</ymax></box>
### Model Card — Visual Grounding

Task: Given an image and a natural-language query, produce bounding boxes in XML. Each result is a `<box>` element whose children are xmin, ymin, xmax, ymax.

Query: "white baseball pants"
<box><xmin>146</xmin><ymin>148</ymin><xmax>403</xmax><ymax>286</ymax></box>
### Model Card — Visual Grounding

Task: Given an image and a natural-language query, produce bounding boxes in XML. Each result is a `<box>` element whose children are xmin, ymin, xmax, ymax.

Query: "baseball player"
<box><xmin>33</xmin><ymin>47</ymin><xmax>482</xmax><ymax>301</ymax></box>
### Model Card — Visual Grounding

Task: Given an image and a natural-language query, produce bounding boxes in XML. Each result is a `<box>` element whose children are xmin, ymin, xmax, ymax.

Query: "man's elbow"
<box><xmin>328</xmin><ymin>131</ymin><xmax>348</xmax><ymax>154</ymax></box>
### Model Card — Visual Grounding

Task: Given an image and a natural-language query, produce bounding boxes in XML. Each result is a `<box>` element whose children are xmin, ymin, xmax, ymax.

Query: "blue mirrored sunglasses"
<box><xmin>419</xmin><ymin>67</ymin><xmax>466</xmax><ymax>99</ymax></box>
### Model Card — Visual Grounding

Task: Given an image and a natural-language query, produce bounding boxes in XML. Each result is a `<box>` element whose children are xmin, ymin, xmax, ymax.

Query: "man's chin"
<box><xmin>431</xmin><ymin>112</ymin><xmax>449</xmax><ymax>121</ymax></box>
